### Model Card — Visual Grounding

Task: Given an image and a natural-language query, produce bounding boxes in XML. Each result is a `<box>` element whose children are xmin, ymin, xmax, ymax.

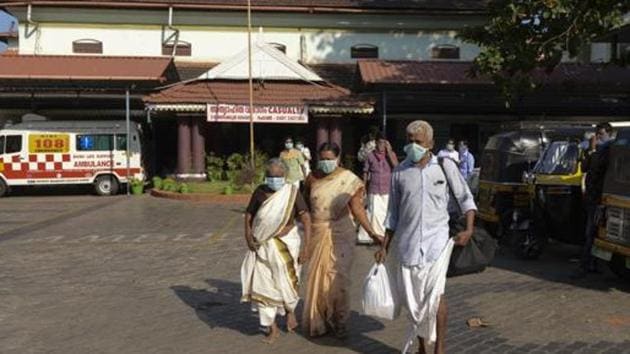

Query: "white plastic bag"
<box><xmin>362</xmin><ymin>263</ymin><xmax>396</xmax><ymax>320</ymax></box>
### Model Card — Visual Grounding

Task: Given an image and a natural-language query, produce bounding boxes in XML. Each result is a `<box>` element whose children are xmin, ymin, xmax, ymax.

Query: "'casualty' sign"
<box><xmin>206</xmin><ymin>104</ymin><xmax>308</xmax><ymax>124</ymax></box>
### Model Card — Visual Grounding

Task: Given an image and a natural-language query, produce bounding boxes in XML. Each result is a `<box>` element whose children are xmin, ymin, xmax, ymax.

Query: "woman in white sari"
<box><xmin>241</xmin><ymin>158</ymin><xmax>311</xmax><ymax>343</ymax></box>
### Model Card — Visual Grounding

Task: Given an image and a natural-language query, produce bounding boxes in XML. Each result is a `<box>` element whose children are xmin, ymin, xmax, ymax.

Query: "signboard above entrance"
<box><xmin>206</xmin><ymin>104</ymin><xmax>308</xmax><ymax>124</ymax></box>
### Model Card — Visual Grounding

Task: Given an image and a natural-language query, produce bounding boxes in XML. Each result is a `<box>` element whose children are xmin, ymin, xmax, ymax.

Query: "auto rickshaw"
<box><xmin>592</xmin><ymin>127</ymin><xmax>630</xmax><ymax>280</ymax></box>
<box><xmin>477</xmin><ymin>127</ymin><xmax>547</xmax><ymax>242</ymax></box>
<box><xmin>525</xmin><ymin>127</ymin><xmax>594</xmax><ymax>259</ymax></box>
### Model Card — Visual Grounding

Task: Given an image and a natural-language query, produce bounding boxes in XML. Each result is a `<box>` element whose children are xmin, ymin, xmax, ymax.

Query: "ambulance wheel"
<box><xmin>0</xmin><ymin>179</ymin><xmax>7</xmax><ymax>197</ymax></box>
<box><xmin>94</xmin><ymin>175</ymin><xmax>119</xmax><ymax>196</ymax></box>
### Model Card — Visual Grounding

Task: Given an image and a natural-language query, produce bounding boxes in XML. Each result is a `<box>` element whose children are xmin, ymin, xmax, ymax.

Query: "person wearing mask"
<box><xmin>437</xmin><ymin>138</ymin><xmax>460</xmax><ymax>164</ymax></box>
<box><xmin>301</xmin><ymin>143</ymin><xmax>383</xmax><ymax>339</ymax></box>
<box><xmin>358</xmin><ymin>135</ymin><xmax>399</xmax><ymax>244</ymax></box>
<box><xmin>241</xmin><ymin>158</ymin><xmax>312</xmax><ymax>343</ymax></box>
<box><xmin>280</xmin><ymin>137</ymin><xmax>307</xmax><ymax>186</ymax></box>
<box><xmin>572</xmin><ymin>122</ymin><xmax>614</xmax><ymax>279</ymax></box>
<box><xmin>295</xmin><ymin>138</ymin><xmax>312</xmax><ymax>177</ymax></box>
<box><xmin>458</xmin><ymin>140</ymin><xmax>475</xmax><ymax>181</ymax></box>
<box><xmin>376</xmin><ymin>121</ymin><xmax>476</xmax><ymax>354</ymax></box>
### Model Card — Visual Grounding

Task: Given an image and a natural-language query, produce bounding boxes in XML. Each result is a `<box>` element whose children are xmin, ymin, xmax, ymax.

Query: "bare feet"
<box><xmin>286</xmin><ymin>312</ymin><xmax>298</xmax><ymax>333</ymax></box>
<box><xmin>262</xmin><ymin>323</ymin><xmax>280</xmax><ymax>344</ymax></box>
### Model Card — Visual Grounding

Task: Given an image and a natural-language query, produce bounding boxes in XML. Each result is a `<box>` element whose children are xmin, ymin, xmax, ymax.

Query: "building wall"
<box><xmin>17</xmin><ymin>23</ymin><xmax>480</xmax><ymax>63</ymax></box>
<box><xmin>11</xmin><ymin>6</ymin><xmax>616</xmax><ymax>64</ymax></box>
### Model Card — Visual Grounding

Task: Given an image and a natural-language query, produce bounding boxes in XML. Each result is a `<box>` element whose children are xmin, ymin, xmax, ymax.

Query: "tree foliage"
<box><xmin>459</xmin><ymin>0</ymin><xmax>629</xmax><ymax>103</ymax></box>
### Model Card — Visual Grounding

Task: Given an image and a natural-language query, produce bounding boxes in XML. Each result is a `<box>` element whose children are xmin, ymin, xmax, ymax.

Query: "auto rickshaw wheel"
<box><xmin>509</xmin><ymin>229</ymin><xmax>546</xmax><ymax>260</ymax></box>
<box><xmin>608</xmin><ymin>255</ymin><xmax>630</xmax><ymax>281</ymax></box>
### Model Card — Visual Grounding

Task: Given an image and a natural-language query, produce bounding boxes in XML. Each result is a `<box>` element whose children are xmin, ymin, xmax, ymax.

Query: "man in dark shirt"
<box><xmin>572</xmin><ymin>123</ymin><xmax>614</xmax><ymax>279</ymax></box>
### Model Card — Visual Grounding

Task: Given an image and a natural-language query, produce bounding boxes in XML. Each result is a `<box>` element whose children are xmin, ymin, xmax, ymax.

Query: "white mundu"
<box><xmin>241</xmin><ymin>184</ymin><xmax>301</xmax><ymax>326</ymax></box>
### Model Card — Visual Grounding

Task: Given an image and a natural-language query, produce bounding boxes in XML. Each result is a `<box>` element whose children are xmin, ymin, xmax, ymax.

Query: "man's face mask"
<box><xmin>285</xmin><ymin>142</ymin><xmax>294</xmax><ymax>149</ymax></box>
<box><xmin>318</xmin><ymin>159</ymin><xmax>337</xmax><ymax>174</ymax></box>
<box><xmin>296</xmin><ymin>144</ymin><xmax>304</xmax><ymax>150</ymax></box>
<box><xmin>446</xmin><ymin>143</ymin><xmax>455</xmax><ymax>151</ymax></box>
<box><xmin>265</xmin><ymin>177</ymin><xmax>285</xmax><ymax>191</ymax></box>
<box><xmin>404</xmin><ymin>143</ymin><xmax>428</xmax><ymax>163</ymax></box>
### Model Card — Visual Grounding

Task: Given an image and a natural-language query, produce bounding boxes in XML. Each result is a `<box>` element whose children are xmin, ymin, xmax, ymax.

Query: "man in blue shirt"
<box><xmin>458</xmin><ymin>140</ymin><xmax>475</xmax><ymax>181</ymax></box>
<box><xmin>376</xmin><ymin>120</ymin><xmax>476</xmax><ymax>354</ymax></box>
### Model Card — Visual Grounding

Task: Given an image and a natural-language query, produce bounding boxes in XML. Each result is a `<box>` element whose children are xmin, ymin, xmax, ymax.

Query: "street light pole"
<box><xmin>247</xmin><ymin>0</ymin><xmax>255</xmax><ymax>169</ymax></box>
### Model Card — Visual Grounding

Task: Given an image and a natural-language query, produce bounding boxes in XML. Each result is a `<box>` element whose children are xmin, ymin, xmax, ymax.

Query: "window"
<box><xmin>268</xmin><ymin>42</ymin><xmax>287</xmax><ymax>54</ymax></box>
<box><xmin>5</xmin><ymin>135</ymin><xmax>22</xmax><ymax>154</ymax></box>
<box><xmin>73</xmin><ymin>39</ymin><xmax>103</xmax><ymax>54</ymax></box>
<box><xmin>431</xmin><ymin>44</ymin><xmax>460</xmax><ymax>60</ymax></box>
<box><xmin>351</xmin><ymin>44</ymin><xmax>378</xmax><ymax>59</ymax></box>
<box><xmin>77</xmin><ymin>135</ymin><xmax>113</xmax><ymax>151</ymax></box>
<box><xmin>115</xmin><ymin>135</ymin><xmax>127</xmax><ymax>151</ymax></box>
<box><xmin>162</xmin><ymin>41</ymin><xmax>192</xmax><ymax>56</ymax></box>
<box><xmin>0</xmin><ymin>136</ymin><xmax>4</xmax><ymax>154</ymax></box>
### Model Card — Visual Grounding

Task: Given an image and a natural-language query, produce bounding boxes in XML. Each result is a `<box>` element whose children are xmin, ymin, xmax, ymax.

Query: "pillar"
<box><xmin>316</xmin><ymin>118</ymin><xmax>330</xmax><ymax>153</ymax></box>
<box><xmin>191</xmin><ymin>118</ymin><xmax>206</xmax><ymax>175</ymax></box>
<box><xmin>329</xmin><ymin>119</ymin><xmax>342</xmax><ymax>153</ymax></box>
<box><xmin>177</xmin><ymin>116</ymin><xmax>192</xmax><ymax>176</ymax></box>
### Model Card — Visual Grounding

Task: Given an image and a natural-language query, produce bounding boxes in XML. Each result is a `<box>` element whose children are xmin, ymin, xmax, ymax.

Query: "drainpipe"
<box><xmin>26</xmin><ymin>4</ymin><xmax>40</xmax><ymax>39</ymax></box>
<box><xmin>299</xmin><ymin>32</ymin><xmax>306</xmax><ymax>62</ymax></box>
<box><xmin>166</xmin><ymin>6</ymin><xmax>180</xmax><ymax>56</ymax></box>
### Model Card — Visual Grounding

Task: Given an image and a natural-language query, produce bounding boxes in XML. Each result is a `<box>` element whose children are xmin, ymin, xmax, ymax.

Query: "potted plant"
<box><xmin>130</xmin><ymin>177</ymin><xmax>145</xmax><ymax>195</ymax></box>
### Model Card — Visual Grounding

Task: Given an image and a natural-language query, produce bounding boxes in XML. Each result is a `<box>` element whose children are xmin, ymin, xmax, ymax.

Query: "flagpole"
<box><xmin>247</xmin><ymin>0</ymin><xmax>255</xmax><ymax>169</ymax></box>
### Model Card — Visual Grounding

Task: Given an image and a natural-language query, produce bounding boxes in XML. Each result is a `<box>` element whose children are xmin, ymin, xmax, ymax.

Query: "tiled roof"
<box><xmin>174</xmin><ymin>62</ymin><xmax>218</xmax><ymax>81</ymax></box>
<box><xmin>0</xmin><ymin>0</ymin><xmax>488</xmax><ymax>12</ymax></box>
<box><xmin>358</xmin><ymin>60</ymin><xmax>630</xmax><ymax>89</ymax></box>
<box><xmin>0</xmin><ymin>55</ymin><xmax>175</xmax><ymax>82</ymax></box>
<box><xmin>307</xmin><ymin>63</ymin><xmax>358</xmax><ymax>91</ymax></box>
<box><xmin>144</xmin><ymin>79</ymin><xmax>370</xmax><ymax>107</ymax></box>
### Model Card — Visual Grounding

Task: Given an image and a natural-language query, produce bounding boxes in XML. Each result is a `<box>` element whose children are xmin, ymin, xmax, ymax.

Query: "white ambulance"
<box><xmin>0</xmin><ymin>121</ymin><xmax>144</xmax><ymax>197</ymax></box>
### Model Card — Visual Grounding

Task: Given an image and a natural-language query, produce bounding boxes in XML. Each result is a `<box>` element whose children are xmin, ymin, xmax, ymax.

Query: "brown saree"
<box><xmin>302</xmin><ymin>168</ymin><xmax>363</xmax><ymax>337</ymax></box>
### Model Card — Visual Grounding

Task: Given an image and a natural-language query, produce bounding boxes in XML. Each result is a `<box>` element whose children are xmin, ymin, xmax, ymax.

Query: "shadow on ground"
<box><xmin>171</xmin><ymin>278</ymin><xmax>399</xmax><ymax>353</ymax></box>
<box><xmin>489</xmin><ymin>241</ymin><xmax>630</xmax><ymax>293</ymax></box>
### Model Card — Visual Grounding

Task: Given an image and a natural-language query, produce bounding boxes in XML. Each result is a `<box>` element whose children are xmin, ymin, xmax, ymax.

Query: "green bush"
<box><xmin>206</xmin><ymin>153</ymin><xmax>225</xmax><ymax>182</ymax></box>
<box><xmin>162</xmin><ymin>178</ymin><xmax>177</xmax><ymax>192</ymax></box>
<box><xmin>226</xmin><ymin>153</ymin><xmax>246</xmax><ymax>183</ymax></box>
<box><xmin>152</xmin><ymin>176</ymin><xmax>163</xmax><ymax>190</ymax></box>
<box><xmin>129</xmin><ymin>177</ymin><xmax>144</xmax><ymax>188</ymax></box>
<box><xmin>178</xmin><ymin>183</ymin><xmax>190</xmax><ymax>194</ymax></box>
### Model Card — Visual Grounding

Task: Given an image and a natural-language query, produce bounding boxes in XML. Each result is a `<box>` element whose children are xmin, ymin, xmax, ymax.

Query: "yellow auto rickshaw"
<box><xmin>592</xmin><ymin>127</ymin><xmax>630</xmax><ymax>280</ymax></box>
<box><xmin>477</xmin><ymin>128</ymin><xmax>547</xmax><ymax>243</ymax></box>
<box><xmin>525</xmin><ymin>127</ymin><xmax>594</xmax><ymax>259</ymax></box>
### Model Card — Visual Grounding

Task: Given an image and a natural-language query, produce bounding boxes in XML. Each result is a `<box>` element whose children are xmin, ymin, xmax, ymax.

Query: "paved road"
<box><xmin>1</xmin><ymin>195</ymin><xmax>629</xmax><ymax>354</ymax></box>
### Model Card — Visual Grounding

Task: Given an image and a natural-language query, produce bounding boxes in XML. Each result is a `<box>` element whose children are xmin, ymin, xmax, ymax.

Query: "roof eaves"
<box><xmin>0</xmin><ymin>1</ymin><xmax>488</xmax><ymax>15</ymax></box>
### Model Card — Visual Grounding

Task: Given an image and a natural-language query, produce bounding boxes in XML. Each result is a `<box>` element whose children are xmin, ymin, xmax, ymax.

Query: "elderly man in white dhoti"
<box><xmin>241</xmin><ymin>158</ymin><xmax>311</xmax><ymax>344</ymax></box>
<box><xmin>375</xmin><ymin>120</ymin><xmax>477</xmax><ymax>354</ymax></box>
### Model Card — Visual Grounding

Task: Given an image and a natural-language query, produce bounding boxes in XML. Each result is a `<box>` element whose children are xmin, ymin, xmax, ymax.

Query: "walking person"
<box><xmin>358</xmin><ymin>134</ymin><xmax>399</xmax><ymax>244</ymax></box>
<box><xmin>302</xmin><ymin>142</ymin><xmax>383</xmax><ymax>339</ymax></box>
<box><xmin>458</xmin><ymin>140</ymin><xmax>475</xmax><ymax>182</ymax></box>
<box><xmin>375</xmin><ymin>121</ymin><xmax>476</xmax><ymax>354</ymax></box>
<box><xmin>571</xmin><ymin>122</ymin><xmax>614</xmax><ymax>279</ymax></box>
<box><xmin>295</xmin><ymin>138</ymin><xmax>312</xmax><ymax>177</ymax></box>
<box><xmin>437</xmin><ymin>138</ymin><xmax>460</xmax><ymax>164</ymax></box>
<box><xmin>280</xmin><ymin>137</ymin><xmax>307</xmax><ymax>186</ymax></box>
<box><xmin>241</xmin><ymin>158</ymin><xmax>312</xmax><ymax>344</ymax></box>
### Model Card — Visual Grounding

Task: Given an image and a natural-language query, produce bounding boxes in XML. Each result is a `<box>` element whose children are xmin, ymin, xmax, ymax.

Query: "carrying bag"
<box><xmin>437</xmin><ymin>157</ymin><xmax>497</xmax><ymax>277</ymax></box>
<box><xmin>362</xmin><ymin>263</ymin><xmax>397</xmax><ymax>320</ymax></box>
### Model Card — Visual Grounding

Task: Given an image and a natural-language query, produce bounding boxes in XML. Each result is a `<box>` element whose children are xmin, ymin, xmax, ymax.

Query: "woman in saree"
<box><xmin>241</xmin><ymin>158</ymin><xmax>312</xmax><ymax>344</ymax></box>
<box><xmin>302</xmin><ymin>142</ymin><xmax>384</xmax><ymax>339</ymax></box>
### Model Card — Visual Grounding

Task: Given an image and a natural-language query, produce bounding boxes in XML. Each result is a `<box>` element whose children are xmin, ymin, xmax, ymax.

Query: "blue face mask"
<box><xmin>265</xmin><ymin>177</ymin><xmax>285</xmax><ymax>191</ymax></box>
<box><xmin>404</xmin><ymin>143</ymin><xmax>428</xmax><ymax>163</ymax></box>
<box><xmin>318</xmin><ymin>159</ymin><xmax>337</xmax><ymax>174</ymax></box>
